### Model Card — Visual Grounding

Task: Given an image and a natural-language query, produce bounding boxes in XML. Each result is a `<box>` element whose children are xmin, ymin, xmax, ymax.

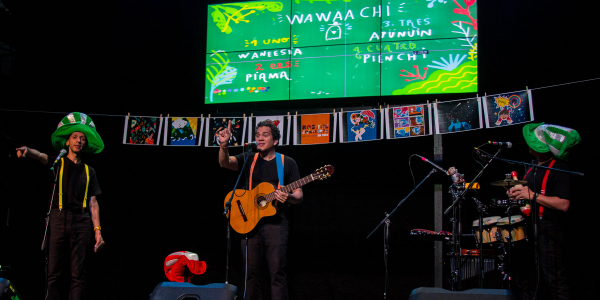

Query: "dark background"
<box><xmin>1</xmin><ymin>1</ymin><xmax>598</xmax><ymax>299</ymax></box>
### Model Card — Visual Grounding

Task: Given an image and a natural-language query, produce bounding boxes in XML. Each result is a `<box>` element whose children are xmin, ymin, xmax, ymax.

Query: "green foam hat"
<box><xmin>522</xmin><ymin>122</ymin><xmax>580</xmax><ymax>160</ymax></box>
<box><xmin>51</xmin><ymin>112</ymin><xmax>104</xmax><ymax>154</ymax></box>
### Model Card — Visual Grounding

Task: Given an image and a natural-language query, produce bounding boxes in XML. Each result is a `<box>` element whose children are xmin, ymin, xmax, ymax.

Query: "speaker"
<box><xmin>0</xmin><ymin>278</ymin><xmax>22</xmax><ymax>300</ymax></box>
<box><xmin>408</xmin><ymin>287</ymin><xmax>516</xmax><ymax>300</ymax></box>
<box><xmin>149</xmin><ymin>282</ymin><xmax>237</xmax><ymax>300</ymax></box>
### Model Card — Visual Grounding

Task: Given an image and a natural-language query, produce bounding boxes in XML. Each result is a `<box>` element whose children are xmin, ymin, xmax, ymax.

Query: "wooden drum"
<box><xmin>497</xmin><ymin>215</ymin><xmax>527</xmax><ymax>243</ymax></box>
<box><xmin>472</xmin><ymin>216</ymin><xmax>501</xmax><ymax>243</ymax></box>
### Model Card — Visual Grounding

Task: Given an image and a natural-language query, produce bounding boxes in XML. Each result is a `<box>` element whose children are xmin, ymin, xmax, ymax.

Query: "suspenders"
<box><xmin>524</xmin><ymin>159</ymin><xmax>556</xmax><ymax>219</ymax></box>
<box><xmin>58</xmin><ymin>157</ymin><xmax>90</xmax><ymax>210</ymax></box>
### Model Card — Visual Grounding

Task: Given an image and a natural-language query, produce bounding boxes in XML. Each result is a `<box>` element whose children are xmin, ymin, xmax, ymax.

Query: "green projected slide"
<box><xmin>206</xmin><ymin>0</ymin><xmax>478</xmax><ymax>104</ymax></box>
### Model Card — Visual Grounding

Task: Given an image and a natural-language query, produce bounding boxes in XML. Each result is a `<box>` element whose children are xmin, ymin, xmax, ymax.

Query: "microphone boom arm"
<box><xmin>367</xmin><ymin>167</ymin><xmax>438</xmax><ymax>238</ymax></box>
<box><xmin>444</xmin><ymin>148</ymin><xmax>503</xmax><ymax>215</ymax></box>
<box><xmin>480</xmin><ymin>155</ymin><xmax>584</xmax><ymax>177</ymax></box>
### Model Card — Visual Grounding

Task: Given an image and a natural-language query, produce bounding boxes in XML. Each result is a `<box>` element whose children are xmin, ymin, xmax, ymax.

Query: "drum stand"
<box><xmin>448</xmin><ymin>183</ymin><xmax>463</xmax><ymax>291</ymax></box>
<box><xmin>498</xmin><ymin>206</ymin><xmax>515</xmax><ymax>289</ymax></box>
<box><xmin>472</xmin><ymin>197</ymin><xmax>487</xmax><ymax>288</ymax></box>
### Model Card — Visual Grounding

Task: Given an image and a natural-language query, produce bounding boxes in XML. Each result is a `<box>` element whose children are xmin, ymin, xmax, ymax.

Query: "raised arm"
<box><xmin>16</xmin><ymin>146</ymin><xmax>49</xmax><ymax>165</ymax></box>
<box><xmin>218</xmin><ymin>120</ymin><xmax>239</xmax><ymax>170</ymax></box>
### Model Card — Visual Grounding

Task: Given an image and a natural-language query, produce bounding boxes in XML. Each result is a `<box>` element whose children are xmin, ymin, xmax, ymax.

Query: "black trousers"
<box><xmin>241</xmin><ymin>213</ymin><xmax>289</xmax><ymax>300</ymax></box>
<box><xmin>513</xmin><ymin>219</ymin><xmax>570</xmax><ymax>300</ymax></box>
<box><xmin>47</xmin><ymin>209</ymin><xmax>92</xmax><ymax>300</ymax></box>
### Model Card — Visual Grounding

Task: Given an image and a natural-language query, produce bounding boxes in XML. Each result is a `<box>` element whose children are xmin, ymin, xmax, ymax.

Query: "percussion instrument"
<box><xmin>497</xmin><ymin>215</ymin><xmax>527</xmax><ymax>243</ymax></box>
<box><xmin>410</xmin><ymin>229</ymin><xmax>452</xmax><ymax>236</ymax></box>
<box><xmin>455</xmin><ymin>249</ymin><xmax>497</xmax><ymax>280</ymax></box>
<box><xmin>489</xmin><ymin>198</ymin><xmax>526</xmax><ymax>207</ymax></box>
<box><xmin>490</xmin><ymin>179</ymin><xmax>527</xmax><ymax>187</ymax></box>
<box><xmin>472</xmin><ymin>216</ymin><xmax>501</xmax><ymax>243</ymax></box>
<box><xmin>409</xmin><ymin>229</ymin><xmax>453</xmax><ymax>241</ymax></box>
<box><xmin>511</xmin><ymin>171</ymin><xmax>531</xmax><ymax>216</ymax></box>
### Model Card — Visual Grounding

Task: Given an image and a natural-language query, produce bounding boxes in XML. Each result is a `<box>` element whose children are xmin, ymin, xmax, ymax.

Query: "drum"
<box><xmin>497</xmin><ymin>215</ymin><xmax>527</xmax><ymax>242</ymax></box>
<box><xmin>472</xmin><ymin>216</ymin><xmax>501</xmax><ymax>243</ymax></box>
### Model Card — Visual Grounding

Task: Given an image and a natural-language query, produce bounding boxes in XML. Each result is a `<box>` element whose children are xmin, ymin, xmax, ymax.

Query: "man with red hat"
<box><xmin>16</xmin><ymin>112</ymin><xmax>105</xmax><ymax>300</ymax></box>
<box><xmin>510</xmin><ymin>123</ymin><xmax>580</xmax><ymax>300</ymax></box>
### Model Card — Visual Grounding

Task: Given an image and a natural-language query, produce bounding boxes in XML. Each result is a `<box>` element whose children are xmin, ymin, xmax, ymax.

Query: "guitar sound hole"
<box><xmin>257</xmin><ymin>197</ymin><xmax>267</xmax><ymax>208</ymax></box>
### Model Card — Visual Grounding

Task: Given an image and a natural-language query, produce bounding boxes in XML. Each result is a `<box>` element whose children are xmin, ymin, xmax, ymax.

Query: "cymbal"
<box><xmin>490</xmin><ymin>180</ymin><xmax>527</xmax><ymax>187</ymax></box>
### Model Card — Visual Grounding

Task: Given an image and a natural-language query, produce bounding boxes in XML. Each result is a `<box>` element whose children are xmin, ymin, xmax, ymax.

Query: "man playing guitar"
<box><xmin>218</xmin><ymin>119</ymin><xmax>302</xmax><ymax>300</ymax></box>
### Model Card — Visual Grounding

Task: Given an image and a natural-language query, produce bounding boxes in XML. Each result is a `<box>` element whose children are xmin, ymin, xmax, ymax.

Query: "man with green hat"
<box><xmin>16</xmin><ymin>112</ymin><xmax>105</xmax><ymax>300</ymax></box>
<box><xmin>509</xmin><ymin>122</ymin><xmax>580</xmax><ymax>300</ymax></box>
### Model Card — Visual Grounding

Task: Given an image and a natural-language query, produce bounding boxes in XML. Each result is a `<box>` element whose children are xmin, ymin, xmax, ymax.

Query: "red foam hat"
<box><xmin>164</xmin><ymin>251</ymin><xmax>207</xmax><ymax>282</ymax></box>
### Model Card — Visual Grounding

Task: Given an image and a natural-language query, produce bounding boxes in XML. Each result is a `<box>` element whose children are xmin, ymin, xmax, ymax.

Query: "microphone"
<box><xmin>50</xmin><ymin>149</ymin><xmax>67</xmax><ymax>170</ymax></box>
<box><xmin>488</xmin><ymin>141</ymin><xmax>512</xmax><ymax>149</ymax></box>
<box><xmin>245</xmin><ymin>141</ymin><xmax>258</xmax><ymax>147</ymax></box>
<box><xmin>414</xmin><ymin>155</ymin><xmax>449</xmax><ymax>176</ymax></box>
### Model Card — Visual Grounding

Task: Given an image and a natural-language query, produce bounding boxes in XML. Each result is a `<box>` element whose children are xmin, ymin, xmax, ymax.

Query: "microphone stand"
<box><xmin>42</xmin><ymin>153</ymin><xmax>65</xmax><ymax>251</ymax></box>
<box><xmin>223</xmin><ymin>146</ymin><xmax>254</xmax><ymax>285</ymax></box>
<box><xmin>42</xmin><ymin>161</ymin><xmax>60</xmax><ymax>300</ymax></box>
<box><xmin>367</xmin><ymin>168</ymin><xmax>439</xmax><ymax>300</ymax></box>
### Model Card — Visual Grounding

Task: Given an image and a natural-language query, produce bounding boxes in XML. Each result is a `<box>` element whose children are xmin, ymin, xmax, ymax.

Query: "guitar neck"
<box><xmin>265</xmin><ymin>174</ymin><xmax>316</xmax><ymax>202</ymax></box>
<box><xmin>280</xmin><ymin>174</ymin><xmax>316</xmax><ymax>193</ymax></box>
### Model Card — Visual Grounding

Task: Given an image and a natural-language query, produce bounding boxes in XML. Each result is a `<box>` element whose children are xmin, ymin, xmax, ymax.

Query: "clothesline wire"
<box><xmin>529</xmin><ymin>77</ymin><xmax>600</xmax><ymax>90</ymax></box>
<box><xmin>1</xmin><ymin>77</ymin><xmax>598</xmax><ymax>117</ymax></box>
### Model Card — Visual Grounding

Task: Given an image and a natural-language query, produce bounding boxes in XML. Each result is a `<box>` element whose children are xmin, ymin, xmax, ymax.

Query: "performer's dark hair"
<box><xmin>256</xmin><ymin>120</ymin><xmax>281</xmax><ymax>141</ymax></box>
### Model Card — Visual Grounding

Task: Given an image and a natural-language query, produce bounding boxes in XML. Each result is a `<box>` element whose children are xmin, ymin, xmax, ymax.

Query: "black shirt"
<box><xmin>524</xmin><ymin>159</ymin><xmax>571</xmax><ymax>222</ymax></box>
<box><xmin>47</xmin><ymin>156</ymin><xmax>102</xmax><ymax>210</ymax></box>
<box><xmin>234</xmin><ymin>152</ymin><xmax>301</xmax><ymax>211</ymax></box>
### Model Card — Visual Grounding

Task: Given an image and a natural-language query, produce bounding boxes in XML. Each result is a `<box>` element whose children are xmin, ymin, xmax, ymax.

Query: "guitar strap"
<box><xmin>275</xmin><ymin>152</ymin><xmax>284</xmax><ymax>188</ymax></box>
<box><xmin>248</xmin><ymin>153</ymin><xmax>284</xmax><ymax>190</ymax></box>
<box><xmin>524</xmin><ymin>159</ymin><xmax>556</xmax><ymax>220</ymax></box>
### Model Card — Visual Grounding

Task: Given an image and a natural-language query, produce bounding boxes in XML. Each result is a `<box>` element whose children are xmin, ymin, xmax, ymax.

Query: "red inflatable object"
<box><xmin>164</xmin><ymin>251</ymin><xmax>207</xmax><ymax>282</ymax></box>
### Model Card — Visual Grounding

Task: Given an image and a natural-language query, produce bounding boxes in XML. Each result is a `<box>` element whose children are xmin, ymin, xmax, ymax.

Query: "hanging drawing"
<box><xmin>338</xmin><ymin>109</ymin><xmax>383</xmax><ymax>143</ymax></box>
<box><xmin>251</xmin><ymin>115</ymin><xmax>290</xmax><ymax>146</ymax></box>
<box><xmin>163</xmin><ymin>117</ymin><xmax>204</xmax><ymax>146</ymax></box>
<box><xmin>483</xmin><ymin>90</ymin><xmax>534</xmax><ymax>128</ymax></box>
<box><xmin>205</xmin><ymin>117</ymin><xmax>247</xmax><ymax>147</ymax></box>
<box><xmin>385</xmin><ymin>104</ymin><xmax>433</xmax><ymax>139</ymax></box>
<box><xmin>434</xmin><ymin>98</ymin><xmax>483</xmax><ymax>134</ymax></box>
<box><xmin>123</xmin><ymin>115</ymin><xmax>163</xmax><ymax>145</ymax></box>
<box><xmin>293</xmin><ymin>113</ymin><xmax>337</xmax><ymax>145</ymax></box>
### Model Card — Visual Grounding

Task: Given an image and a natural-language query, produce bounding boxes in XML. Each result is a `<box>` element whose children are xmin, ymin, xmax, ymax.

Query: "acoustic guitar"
<box><xmin>224</xmin><ymin>165</ymin><xmax>334</xmax><ymax>234</ymax></box>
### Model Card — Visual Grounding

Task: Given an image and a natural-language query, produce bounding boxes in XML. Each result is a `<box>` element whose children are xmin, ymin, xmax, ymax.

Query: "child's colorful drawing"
<box><xmin>483</xmin><ymin>90</ymin><xmax>534</xmax><ymax>128</ymax></box>
<box><xmin>387</xmin><ymin>105</ymin><xmax>431</xmax><ymax>139</ymax></box>
<box><xmin>340</xmin><ymin>110</ymin><xmax>381</xmax><ymax>142</ymax></box>
<box><xmin>163</xmin><ymin>117</ymin><xmax>202</xmax><ymax>146</ymax></box>
<box><xmin>434</xmin><ymin>98</ymin><xmax>483</xmax><ymax>134</ymax></box>
<box><xmin>124</xmin><ymin>116</ymin><xmax>163</xmax><ymax>145</ymax></box>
